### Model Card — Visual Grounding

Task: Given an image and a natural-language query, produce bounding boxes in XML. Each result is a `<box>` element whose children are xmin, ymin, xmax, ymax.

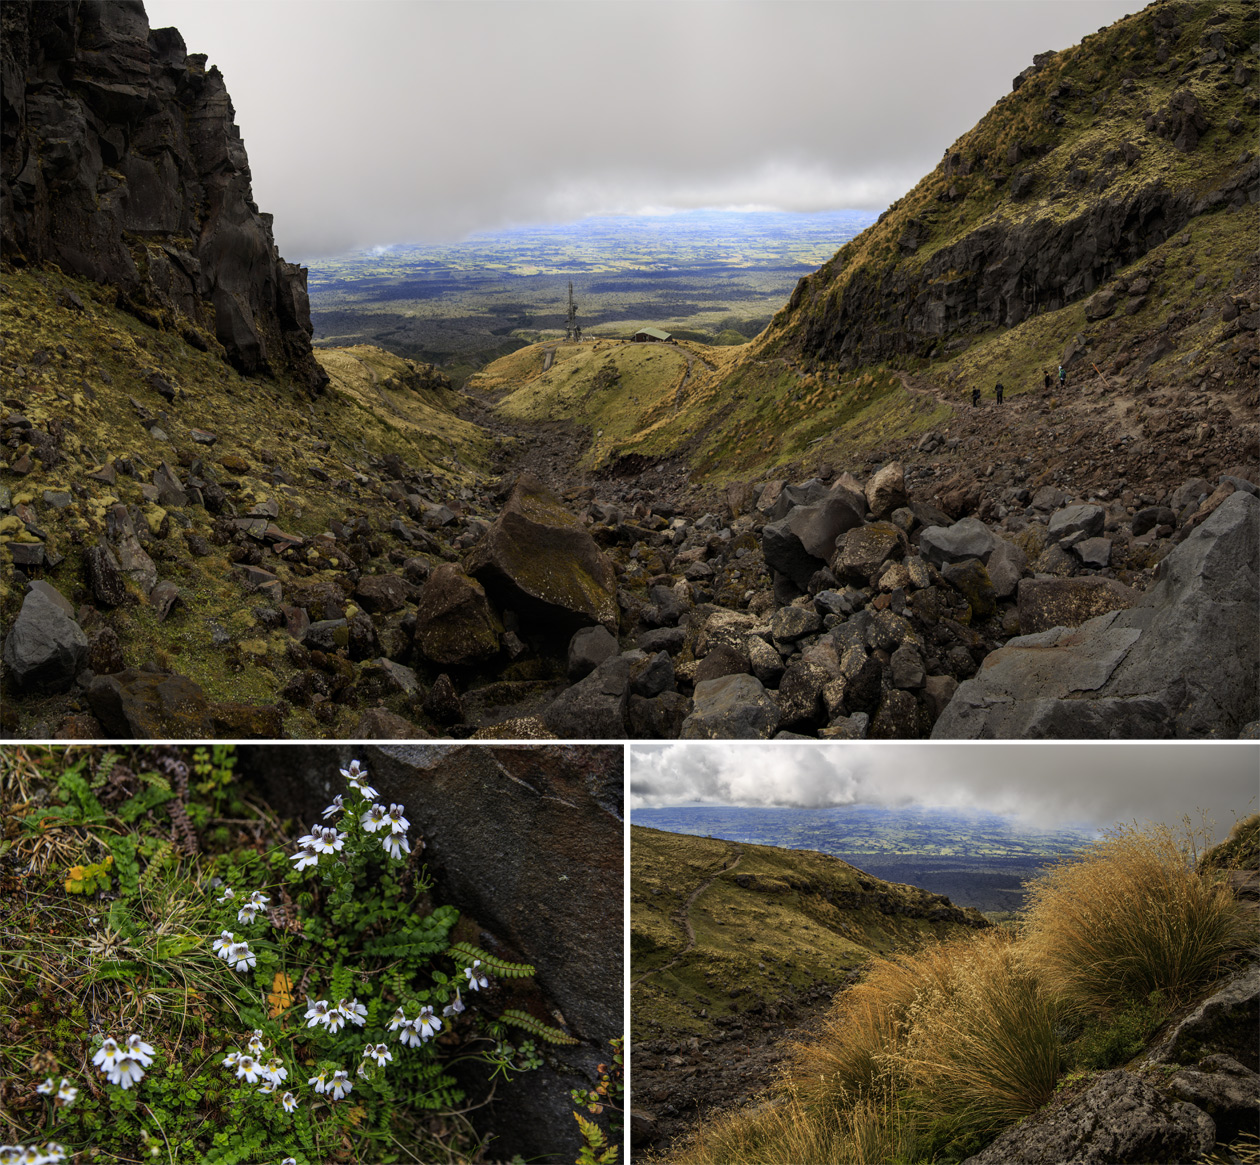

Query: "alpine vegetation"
<box><xmin>0</xmin><ymin>747</ymin><xmax>592</xmax><ymax>1164</ymax></box>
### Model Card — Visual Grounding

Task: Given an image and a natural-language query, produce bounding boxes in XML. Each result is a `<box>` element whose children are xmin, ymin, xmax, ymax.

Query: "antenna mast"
<box><xmin>565</xmin><ymin>280</ymin><xmax>580</xmax><ymax>341</ymax></box>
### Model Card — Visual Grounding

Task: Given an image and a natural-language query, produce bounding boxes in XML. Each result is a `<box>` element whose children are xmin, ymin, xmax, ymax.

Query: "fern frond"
<box><xmin>449</xmin><ymin>942</ymin><xmax>536</xmax><ymax>978</ymax></box>
<box><xmin>499</xmin><ymin>1008</ymin><xmax>579</xmax><ymax>1045</ymax></box>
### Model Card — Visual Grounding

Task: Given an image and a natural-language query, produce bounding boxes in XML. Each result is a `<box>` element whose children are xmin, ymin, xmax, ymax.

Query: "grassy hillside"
<box><xmin>631</xmin><ymin>825</ymin><xmax>987</xmax><ymax>1045</ymax></box>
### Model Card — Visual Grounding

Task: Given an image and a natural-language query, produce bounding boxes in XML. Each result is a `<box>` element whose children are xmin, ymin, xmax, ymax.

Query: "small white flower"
<box><xmin>126</xmin><ymin>1035</ymin><xmax>155</xmax><ymax>1067</ymax></box>
<box><xmin>108</xmin><ymin>1057</ymin><xmax>146</xmax><ymax>1089</ymax></box>
<box><xmin>282</xmin><ymin>1158</ymin><xmax>297</xmax><ymax>1165</ymax></box>
<box><xmin>386</xmin><ymin>803</ymin><xmax>410</xmax><ymax>834</ymax></box>
<box><xmin>322</xmin><ymin>793</ymin><xmax>344</xmax><ymax>819</ymax></box>
<box><xmin>387</xmin><ymin>1007</ymin><xmax>408</xmax><ymax>1031</ymax></box>
<box><xmin>246</xmin><ymin>1031</ymin><xmax>266</xmax><ymax>1057</ymax></box>
<box><xmin>364</xmin><ymin>1043</ymin><xmax>392</xmax><ymax>1068</ymax></box>
<box><xmin>236</xmin><ymin>904</ymin><xmax>258</xmax><ymax>924</ymax></box>
<box><xmin>226</xmin><ymin>941</ymin><xmax>256</xmax><ymax>972</ymax></box>
<box><xmin>325</xmin><ymin>1008</ymin><xmax>346</xmax><ymax>1034</ymax></box>
<box><xmin>235</xmin><ymin>1054</ymin><xmax>261</xmax><ymax>1085</ymax></box>
<box><xmin>36</xmin><ymin>1078</ymin><xmax>55</xmax><ymax>1095</ymax></box>
<box><xmin>327</xmin><ymin>1070</ymin><xmax>352</xmax><ymax>1101</ymax></box>
<box><xmin>265</xmin><ymin>1058</ymin><xmax>287</xmax><ymax>1086</ymax></box>
<box><xmin>361</xmin><ymin>803</ymin><xmax>388</xmax><ymax>833</ymax></box>
<box><xmin>397</xmin><ymin>1024</ymin><xmax>423</xmax><ymax>1048</ymax></box>
<box><xmin>443</xmin><ymin>990</ymin><xmax>466</xmax><ymax>1017</ymax></box>
<box><xmin>246</xmin><ymin>890</ymin><xmax>269</xmax><ymax>908</ymax></box>
<box><xmin>311</xmin><ymin>826</ymin><xmax>345</xmax><ymax>855</ymax></box>
<box><xmin>464</xmin><ymin>960</ymin><xmax>489</xmax><ymax>991</ymax></box>
<box><xmin>92</xmin><ymin>1037</ymin><xmax>122</xmax><ymax>1071</ymax></box>
<box><xmin>215</xmin><ymin>887</ymin><xmax>236</xmax><ymax>903</ymax></box>
<box><xmin>295</xmin><ymin>828</ymin><xmax>320</xmax><ymax>849</ymax></box>
<box><xmin>341</xmin><ymin>759</ymin><xmax>379</xmax><ymax>800</ymax></box>
<box><xmin>257</xmin><ymin>1079</ymin><xmax>276</xmax><ymax>1095</ymax></box>
<box><xmin>56</xmin><ymin>1078</ymin><xmax>77</xmax><ymax>1106</ymax></box>
<box><xmin>291</xmin><ymin>847</ymin><xmax>320</xmax><ymax>871</ymax></box>
<box><xmin>382</xmin><ymin>832</ymin><xmax>410</xmax><ymax>860</ymax></box>
<box><xmin>43</xmin><ymin>1147</ymin><xmax>68</xmax><ymax>1164</ymax></box>
<box><xmin>221</xmin><ymin>1050</ymin><xmax>240</xmax><ymax>1069</ymax></box>
<box><xmin>212</xmin><ymin>930</ymin><xmax>235</xmax><ymax>959</ymax></box>
<box><xmin>414</xmin><ymin>1006</ymin><xmax>442</xmax><ymax>1041</ymax></box>
<box><xmin>309</xmin><ymin>1069</ymin><xmax>328</xmax><ymax>1093</ymax></box>
<box><xmin>304</xmin><ymin>998</ymin><xmax>331</xmax><ymax>1027</ymax></box>
<box><xmin>281</xmin><ymin>1092</ymin><xmax>298</xmax><ymax>1113</ymax></box>
<box><xmin>337</xmin><ymin>997</ymin><xmax>368</xmax><ymax>1026</ymax></box>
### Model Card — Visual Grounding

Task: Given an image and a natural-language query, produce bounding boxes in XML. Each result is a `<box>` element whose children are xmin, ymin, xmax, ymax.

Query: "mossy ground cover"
<box><xmin>0</xmin><ymin>745</ymin><xmax>592</xmax><ymax>1164</ymax></box>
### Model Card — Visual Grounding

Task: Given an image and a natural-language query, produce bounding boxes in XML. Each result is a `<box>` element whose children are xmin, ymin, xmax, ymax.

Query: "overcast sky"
<box><xmin>630</xmin><ymin>743</ymin><xmax>1259</xmax><ymax>833</ymax></box>
<box><xmin>144</xmin><ymin>0</ymin><xmax>1140</xmax><ymax>261</ymax></box>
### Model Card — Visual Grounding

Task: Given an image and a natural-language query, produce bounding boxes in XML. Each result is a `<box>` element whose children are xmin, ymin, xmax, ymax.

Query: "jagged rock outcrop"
<box><xmin>932</xmin><ymin>491</ymin><xmax>1259</xmax><ymax>738</ymax></box>
<box><xmin>0</xmin><ymin>0</ymin><xmax>327</xmax><ymax>391</ymax></box>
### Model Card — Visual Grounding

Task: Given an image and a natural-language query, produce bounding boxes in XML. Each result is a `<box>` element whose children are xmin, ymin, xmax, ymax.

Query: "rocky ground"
<box><xmin>2</xmin><ymin>266</ymin><xmax>1258</xmax><ymax>739</ymax></box>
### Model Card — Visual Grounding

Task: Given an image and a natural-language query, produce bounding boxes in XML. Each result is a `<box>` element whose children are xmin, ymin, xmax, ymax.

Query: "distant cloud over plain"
<box><xmin>629</xmin><ymin>742</ymin><xmax>1259</xmax><ymax>832</ymax></box>
<box><xmin>145</xmin><ymin>0</ymin><xmax>1139</xmax><ymax>261</ymax></box>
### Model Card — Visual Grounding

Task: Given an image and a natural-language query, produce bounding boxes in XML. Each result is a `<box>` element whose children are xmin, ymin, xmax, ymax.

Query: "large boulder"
<box><xmin>465</xmin><ymin>474</ymin><xmax>618</xmax><ymax>636</ymax></box>
<box><xmin>236</xmin><ymin>743</ymin><xmax>622</xmax><ymax>1162</ymax></box>
<box><xmin>1017</xmin><ymin>576</ymin><xmax>1137</xmax><ymax>634</ymax></box>
<box><xmin>919</xmin><ymin>518</ymin><xmax>998</xmax><ymax>566</ymax></box>
<box><xmin>865</xmin><ymin>462</ymin><xmax>908</xmax><ymax>519</ymax></box>
<box><xmin>86</xmin><ymin>668</ymin><xmax>214</xmax><ymax>737</ymax></box>
<box><xmin>543</xmin><ymin>656</ymin><xmax>630</xmax><ymax>738</ymax></box>
<box><xmin>681</xmin><ymin>673</ymin><xmax>781</xmax><ymax>739</ymax></box>
<box><xmin>2</xmin><ymin>585</ymin><xmax>88</xmax><ymax>693</ymax></box>
<box><xmin>785</xmin><ymin>493</ymin><xmax>865</xmax><ymax>560</ymax></box>
<box><xmin>961</xmin><ymin>1070</ymin><xmax>1215</xmax><ymax>1165</ymax></box>
<box><xmin>414</xmin><ymin>565</ymin><xmax>502</xmax><ymax>667</ymax></box>
<box><xmin>933</xmin><ymin>492</ymin><xmax>1259</xmax><ymax>737</ymax></box>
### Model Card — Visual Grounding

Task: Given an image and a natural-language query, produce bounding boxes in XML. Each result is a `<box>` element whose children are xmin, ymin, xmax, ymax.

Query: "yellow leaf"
<box><xmin>267</xmin><ymin>972</ymin><xmax>293</xmax><ymax>1018</ymax></box>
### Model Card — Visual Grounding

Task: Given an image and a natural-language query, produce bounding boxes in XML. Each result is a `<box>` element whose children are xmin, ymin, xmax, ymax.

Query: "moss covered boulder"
<box><xmin>465</xmin><ymin>472</ymin><xmax>618</xmax><ymax>637</ymax></box>
<box><xmin>414</xmin><ymin>564</ymin><xmax>503</xmax><ymax>667</ymax></box>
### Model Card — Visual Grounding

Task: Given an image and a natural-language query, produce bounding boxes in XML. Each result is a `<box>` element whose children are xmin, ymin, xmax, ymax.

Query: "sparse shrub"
<box><xmin>1022</xmin><ymin>820</ymin><xmax>1251</xmax><ymax>1016</ymax></box>
<box><xmin>1069</xmin><ymin>990</ymin><xmax>1169</xmax><ymax>1070</ymax></box>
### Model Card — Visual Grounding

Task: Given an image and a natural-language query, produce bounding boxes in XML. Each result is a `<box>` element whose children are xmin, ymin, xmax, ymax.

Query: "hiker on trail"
<box><xmin>1044</xmin><ymin>369</ymin><xmax>1052</xmax><ymax>393</ymax></box>
<box><xmin>1058</xmin><ymin>365</ymin><xmax>1067</xmax><ymax>387</ymax></box>
<box><xmin>972</xmin><ymin>387</ymin><xmax>981</xmax><ymax>407</ymax></box>
<box><xmin>995</xmin><ymin>381</ymin><xmax>1004</xmax><ymax>404</ymax></box>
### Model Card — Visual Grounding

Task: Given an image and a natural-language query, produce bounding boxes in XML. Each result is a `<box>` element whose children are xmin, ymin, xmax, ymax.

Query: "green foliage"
<box><xmin>1069</xmin><ymin>992</ymin><xmax>1170</xmax><ymax>1070</ymax></box>
<box><xmin>499</xmin><ymin>1008</ymin><xmax>579</xmax><ymax>1046</ymax></box>
<box><xmin>574</xmin><ymin>1111</ymin><xmax>619</xmax><ymax>1165</ymax></box>
<box><xmin>571</xmin><ymin>1037</ymin><xmax>623</xmax><ymax>1165</ymax></box>
<box><xmin>64</xmin><ymin>854</ymin><xmax>114</xmax><ymax>894</ymax></box>
<box><xmin>449</xmin><ymin>942</ymin><xmax>537</xmax><ymax>979</ymax></box>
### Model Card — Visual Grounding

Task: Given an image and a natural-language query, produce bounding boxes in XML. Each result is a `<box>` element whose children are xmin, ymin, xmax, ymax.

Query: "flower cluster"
<box><xmin>308</xmin><ymin>1068</ymin><xmax>353</xmax><ymax>1101</ymax></box>
<box><xmin>0</xmin><ymin>1144</ymin><xmax>67</xmax><ymax>1164</ymax></box>
<box><xmin>220</xmin><ymin>1030</ymin><xmax>295</xmax><ymax>1107</ymax></box>
<box><xmin>92</xmin><ymin>1034</ymin><xmax>154</xmax><ymax>1090</ymax></box>
<box><xmin>34</xmin><ymin>1078</ymin><xmax>76</xmax><ymax>1107</ymax></box>
<box><xmin>388</xmin><ymin>1005</ymin><xmax>442</xmax><ymax>1048</ymax></box>
<box><xmin>211</xmin><ymin>930</ymin><xmax>257</xmax><ymax>973</ymax></box>
<box><xmin>304</xmin><ymin>995</ymin><xmax>368</xmax><ymax>1035</ymax></box>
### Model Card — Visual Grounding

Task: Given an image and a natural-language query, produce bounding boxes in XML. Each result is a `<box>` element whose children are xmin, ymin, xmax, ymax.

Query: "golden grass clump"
<box><xmin>1022</xmin><ymin>820</ymin><xmax>1252</xmax><ymax>1016</ymax></box>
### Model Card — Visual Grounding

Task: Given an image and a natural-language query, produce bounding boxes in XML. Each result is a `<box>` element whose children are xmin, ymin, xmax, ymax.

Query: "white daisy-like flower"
<box><xmin>328</xmin><ymin>1070</ymin><xmax>352</xmax><ymax>1101</ymax></box>
<box><xmin>340</xmin><ymin>759</ymin><xmax>379</xmax><ymax>800</ymax></box>
<box><xmin>295</xmin><ymin>827</ymin><xmax>320</xmax><ymax>848</ymax></box>
<box><xmin>414</xmin><ymin>1006</ymin><xmax>441</xmax><ymax>1041</ymax></box>
<box><xmin>221</xmin><ymin>1050</ymin><xmax>240</xmax><ymax>1069</ymax></box>
<box><xmin>92</xmin><ymin>1037</ymin><xmax>122</xmax><ymax>1071</ymax></box>
<box><xmin>215</xmin><ymin>887</ymin><xmax>236</xmax><ymax>903</ymax></box>
<box><xmin>386</xmin><ymin>804</ymin><xmax>410</xmax><ymax>834</ymax></box>
<box><xmin>397</xmin><ymin>1024</ymin><xmax>423</xmax><ymax>1048</ymax></box>
<box><xmin>257</xmin><ymin>1079</ymin><xmax>276</xmax><ymax>1095</ymax></box>
<box><xmin>304</xmin><ymin>998</ymin><xmax>331</xmax><ymax>1027</ymax></box>
<box><xmin>226</xmin><ymin>941</ymin><xmax>256</xmax><ymax>973</ymax></box>
<box><xmin>236</xmin><ymin>904</ymin><xmax>259</xmax><ymax>924</ymax></box>
<box><xmin>56</xmin><ymin>1079</ymin><xmax>77</xmax><ymax>1106</ymax></box>
<box><xmin>291</xmin><ymin>847</ymin><xmax>320</xmax><ymax>871</ymax></box>
<box><xmin>387</xmin><ymin>1007</ymin><xmax>408</xmax><ymax>1031</ymax></box>
<box><xmin>364</xmin><ymin>1043</ymin><xmax>392</xmax><ymax>1068</ymax></box>
<box><xmin>337</xmin><ymin>997</ymin><xmax>368</xmax><ymax>1026</ymax></box>
<box><xmin>235</xmin><ymin>1054</ymin><xmax>262</xmax><ymax>1085</ymax></box>
<box><xmin>212</xmin><ymin>930</ymin><xmax>235</xmax><ymax>959</ymax></box>
<box><xmin>322</xmin><ymin>794</ymin><xmax>344</xmax><ymax>819</ymax></box>
<box><xmin>361</xmin><ymin>803</ymin><xmax>388</xmax><ymax>833</ymax></box>
<box><xmin>443</xmin><ymin>990</ymin><xmax>466</xmax><ymax>1017</ymax></box>
<box><xmin>464</xmin><ymin>960</ymin><xmax>490</xmax><ymax>991</ymax></box>
<box><xmin>36</xmin><ymin>1078</ymin><xmax>55</xmax><ymax>1095</ymax></box>
<box><xmin>265</xmin><ymin>1058</ymin><xmax>288</xmax><ymax>1085</ymax></box>
<box><xmin>126</xmin><ymin>1035</ymin><xmax>155</xmax><ymax>1068</ymax></box>
<box><xmin>325</xmin><ymin>1008</ymin><xmax>346</xmax><ymax>1034</ymax></box>
<box><xmin>281</xmin><ymin>1092</ymin><xmax>298</xmax><ymax>1113</ymax></box>
<box><xmin>308</xmin><ymin>1069</ymin><xmax>328</xmax><ymax>1094</ymax></box>
<box><xmin>247</xmin><ymin>1031</ymin><xmax>266</xmax><ymax>1057</ymax></box>
<box><xmin>107</xmin><ymin>1057</ymin><xmax>146</xmax><ymax>1089</ymax></box>
<box><xmin>246</xmin><ymin>890</ymin><xmax>269</xmax><ymax>908</ymax></box>
<box><xmin>382</xmin><ymin>832</ymin><xmax>410</xmax><ymax>860</ymax></box>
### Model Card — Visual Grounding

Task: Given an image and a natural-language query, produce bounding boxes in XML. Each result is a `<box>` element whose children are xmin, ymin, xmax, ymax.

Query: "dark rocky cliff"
<box><xmin>761</xmin><ymin>0</ymin><xmax>1258</xmax><ymax>369</ymax></box>
<box><xmin>0</xmin><ymin>0</ymin><xmax>327</xmax><ymax>392</ymax></box>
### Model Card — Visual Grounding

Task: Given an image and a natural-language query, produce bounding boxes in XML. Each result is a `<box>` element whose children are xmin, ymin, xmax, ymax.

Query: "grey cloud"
<box><xmin>629</xmin><ymin>743</ymin><xmax>1259</xmax><ymax>832</ymax></box>
<box><xmin>145</xmin><ymin>0</ymin><xmax>1139</xmax><ymax>260</ymax></box>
